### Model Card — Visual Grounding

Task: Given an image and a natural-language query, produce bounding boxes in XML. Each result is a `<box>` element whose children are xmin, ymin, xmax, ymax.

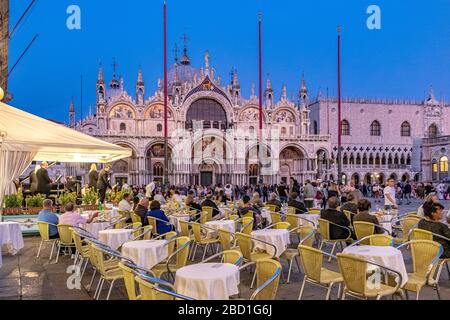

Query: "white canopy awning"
<box><xmin>0</xmin><ymin>101</ymin><xmax>131</xmax><ymax>163</ymax></box>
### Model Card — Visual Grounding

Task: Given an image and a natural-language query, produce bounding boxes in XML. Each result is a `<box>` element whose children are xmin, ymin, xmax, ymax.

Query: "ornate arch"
<box><xmin>271</xmin><ymin>107</ymin><xmax>298</xmax><ymax>123</ymax></box>
<box><xmin>238</xmin><ymin>105</ymin><xmax>268</xmax><ymax>123</ymax></box>
<box><xmin>180</xmin><ymin>89</ymin><xmax>234</xmax><ymax>123</ymax></box>
<box><xmin>143</xmin><ymin>102</ymin><xmax>176</xmax><ymax>122</ymax></box>
<box><xmin>109</xmin><ymin>102</ymin><xmax>138</xmax><ymax>119</ymax></box>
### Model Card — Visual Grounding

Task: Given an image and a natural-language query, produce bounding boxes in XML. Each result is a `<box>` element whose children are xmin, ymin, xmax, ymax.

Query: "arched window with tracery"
<box><xmin>370</xmin><ymin>120</ymin><xmax>381</xmax><ymax>136</ymax></box>
<box><xmin>341</xmin><ymin>120</ymin><xmax>350</xmax><ymax>136</ymax></box>
<box><xmin>401</xmin><ymin>121</ymin><xmax>411</xmax><ymax>137</ymax></box>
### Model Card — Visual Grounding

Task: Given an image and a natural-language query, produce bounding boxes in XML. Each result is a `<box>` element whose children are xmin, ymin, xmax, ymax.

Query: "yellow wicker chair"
<box><xmin>369</xmin><ymin>234</ymin><xmax>394</xmax><ymax>246</ymax></box>
<box><xmin>178</xmin><ymin>220</ymin><xmax>192</xmax><ymax>238</ymax></box>
<box><xmin>250</xmin><ymin>259</ymin><xmax>282</xmax><ymax>300</ymax></box>
<box><xmin>337</xmin><ymin>253</ymin><xmax>403</xmax><ymax>300</ymax></box>
<box><xmin>90</xmin><ymin>244</ymin><xmax>123</xmax><ymax>300</ymax></box>
<box><xmin>151</xmin><ymin>236</ymin><xmax>192</xmax><ymax>281</ymax></box>
<box><xmin>308</xmin><ymin>208</ymin><xmax>321</xmax><ymax>214</ymax></box>
<box><xmin>318</xmin><ymin>218</ymin><xmax>352</xmax><ymax>261</ymax></box>
<box><xmin>218</xmin><ymin>228</ymin><xmax>238</xmax><ymax>251</ymax></box>
<box><xmin>397</xmin><ymin>240</ymin><xmax>443</xmax><ymax>300</ymax></box>
<box><xmin>393</xmin><ymin>216</ymin><xmax>421</xmax><ymax>245</ymax></box>
<box><xmin>286</xmin><ymin>207</ymin><xmax>297</xmax><ymax>215</ymax></box>
<box><xmin>298</xmin><ymin>245</ymin><xmax>343</xmax><ymax>300</ymax></box>
<box><xmin>142</xmin><ymin>225</ymin><xmax>152</xmax><ymax>240</ymax></box>
<box><xmin>240</xmin><ymin>217</ymin><xmax>254</xmax><ymax>235</ymax></box>
<box><xmin>264</xmin><ymin>204</ymin><xmax>277</xmax><ymax>213</ymax></box>
<box><xmin>130</xmin><ymin>211</ymin><xmax>141</xmax><ymax>224</ymax></box>
<box><xmin>353</xmin><ymin>221</ymin><xmax>376</xmax><ymax>245</ymax></box>
<box><xmin>118</xmin><ymin>262</ymin><xmax>141</xmax><ymax>300</ymax></box>
<box><xmin>190</xmin><ymin>222</ymin><xmax>220</xmax><ymax>261</ymax></box>
<box><xmin>202</xmin><ymin>207</ymin><xmax>214</xmax><ymax>222</ymax></box>
<box><xmin>270</xmin><ymin>212</ymin><xmax>283</xmax><ymax>225</ymax></box>
<box><xmin>70</xmin><ymin>228</ymin><xmax>91</xmax><ymax>279</ymax></box>
<box><xmin>147</xmin><ymin>216</ymin><xmax>159</xmax><ymax>237</ymax></box>
<box><xmin>36</xmin><ymin>221</ymin><xmax>59</xmax><ymax>261</ymax></box>
<box><xmin>343</xmin><ymin>210</ymin><xmax>354</xmax><ymax>223</ymax></box>
<box><xmin>55</xmin><ymin>224</ymin><xmax>76</xmax><ymax>263</ymax></box>
<box><xmin>135</xmin><ymin>273</ymin><xmax>194</xmax><ymax>300</ymax></box>
<box><xmin>202</xmin><ymin>249</ymin><xmax>243</xmax><ymax>266</ymax></box>
<box><xmin>267</xmin><ymin>222</ymin><xmax>290</xmax><ymax>230</ymax></box>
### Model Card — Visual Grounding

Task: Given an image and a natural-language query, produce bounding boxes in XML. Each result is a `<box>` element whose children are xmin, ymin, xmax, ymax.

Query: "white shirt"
<box><xmin>383</xmin><ymin>186</ymin><xmax>397</xmax><ymax>206</ymax></box>
<box><xmin>146</xmin><ymin>182</ymin><xmax>155</xmax><ymax>198</ymax></box>
<box><xmin>118</xmin><ymin>199</ymin><xmax>132</xmax><ymax>212</ymax></box>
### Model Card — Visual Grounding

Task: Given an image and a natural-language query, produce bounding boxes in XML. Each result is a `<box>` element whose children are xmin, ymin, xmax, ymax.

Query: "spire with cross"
<box><xmin>180</xmin><ymin>34</ymin><xmax>190</xmax><ymax>65</ymax></box>
<box><xmin>111</xmin><ymin>57</ymin><xmax>118</xmax><ymax>79</ymax></box>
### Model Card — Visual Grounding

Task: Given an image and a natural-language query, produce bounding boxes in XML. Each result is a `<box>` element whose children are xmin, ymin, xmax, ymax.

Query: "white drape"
<box><xmin>0</xmin><ymin>143</ymin><xmax>37</xmax><ymax>213</ymax></box>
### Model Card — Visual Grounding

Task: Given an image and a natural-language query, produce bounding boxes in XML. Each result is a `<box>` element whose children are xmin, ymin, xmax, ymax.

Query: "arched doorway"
<box><xmin>364</xmin><ymin>173</ymin><xmax>372</xmax><ymax>185</ymax></box>
<box><xmin>146</xmin><ymin>143</ymin><xmax>172</xmax><ymax>183</ymax></box>
<box><xmin>186</xmin><ymin>98</ymin><xmax>228</xmax><ymax>130</ymax></box>
<box><xmin>351</xmin><ymin>173</ymin><xmax>360</xmax><ymax>185</ymax></box>
<box><xmin>401</xmin><ymin>173</ymin><xmax>410</xmax><ymax>182</ymax></box>
<box><xmin>199</xmin><ymin>163</ymin><xmax>215</xmax><ymax>186</ymax></box>
<box><xmin>279</xmin><ymin>146</ymin><xmax>306</xmax><ymax>184</ymax></box>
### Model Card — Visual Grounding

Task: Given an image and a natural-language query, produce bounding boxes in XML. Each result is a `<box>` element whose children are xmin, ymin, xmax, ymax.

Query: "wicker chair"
<box><xmin>318</xmin><ymin>218</ymin><xmax>352</xmax><ymax>261</ymax></box>
<box><xmin>250</xmin><ymin>259</ymin><xmax>282</xmax><ymax>300</ymax></box>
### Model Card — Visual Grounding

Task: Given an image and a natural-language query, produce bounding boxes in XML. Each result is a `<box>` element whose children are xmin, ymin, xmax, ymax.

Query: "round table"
<box><xmin>370</xmin><ymin>213</ymin><xmax>394</xmax><ymax>235</ymax></box>
<box><xmin>169</xmin><ymin>214</ymin><xmax>191</xmax><ymax>232</ymax></box>
<box><xmin>85</xmin><ymin>221</ymin><xmax>111</xmax><ymax>238</ymax></box>
<box><xmin>205</xmin><ymin>220</ymin><xmax>235</xmax><ymax>238</ymax></box>
<box><xmin>251</xmin><ymin>229</ymin><xmax>290</xmax><ymax>258</ymax></box>
<box><xmin>297</xmin><ymin>214</ymin><xmax>320</xmax><ymax>227</ymax></box>
<box><xmin>175</xmin><ymin>263</ymin><xmax>240</xmax><ymax>300</ymax></box>
<box><xmin>121</xmin><ymin>240</ymin><xmax>168</xmax><ymax>270</ymax></box>
<box><xmin>98</xmin><ymin>229</ymin><xmax>133</xmax><ymax>250</ymax></box>
<box><xmin>343</xmin><ymin>245</ymin><xmax>408</xmax><ymax>287</ymax></box>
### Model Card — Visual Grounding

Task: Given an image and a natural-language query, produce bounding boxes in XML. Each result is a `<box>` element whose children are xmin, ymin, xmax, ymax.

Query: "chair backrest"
<box><xmin>199</xmin><ymin>211</ymin><xmax>210</xmax><ymax>224</ymax></box>
<box><xmin>229</xmin><ymin>214</ymin><xmax>240</xmax><ymax>221</ymax></box>
<box><xmin>273</xmin><ymin>222</ymin><xmax>290</xmax><ymax>230</ymax></box>
<box><xmin>135</xmin><ymin>275</ymin><xmax>173</xmax><ymax>300</ymax></box>
<box><xmin>218</xmin><ymin>229</ymin><xmax>233</xmax><ymax>251</ymax></box>
<box><xmin>264</xmin><ymin>204</ymin><xmax>277</xmax><ymax>213</ymax></box>
<box><xmin>242</xmin><ymin>211</ymin><xmax>254</xmax><ymax>219</ymax></box>
<box><xmin>57</xmin><ymin>224</ymin><xmax>74</xmax><ymax>245</ymax></box>
<box><xmin>353</xmin><ymin>221</ymin><xmax>375</xmax><ymax>244</ymax></box>
<box><xmin>174</xmin><ymin>236</ymin><xmax>191</xmax><ymax>268</ymax></box>
<box><xmin>410</xmin><ymin>228</ymin><xmax>433</xmax><ymax>241</ymax></box>
<box><xmin>90</xmin><ymin>244</ymin><xmax>109</xmax><ymax>274</ymax></box>
<box><xmin>409</xmin><ymin>240</ymin><xmax>442</xmax><ymax>276</ymax></box>
<box><xmin>143</xmin><ymin>225</ymin><xmax>152</xmax><ymax>240</ymax></box>
<box><xmin>298</xmin><ymin>245</ymin><xmax>323</xmax><ymax>282</ymax></box>
<box><xmin>407</xmin><ymin>212</ymin><xmax>418</xmax><ymax>217</ymax></box>
<box><xmin>285</xmin><ymin>214</ymin><xmax>299</xmax><ymax>230</ymax></box>
<box><xmin>132</xmin><ymin>222</ymin><xmax>142</xmax><ymax>238</ymax></box>
<box><xmin>147</xmin><ymin>216</ymin><xmax>158</xmax><ymax>235</ymax></box>
<box><xmin>252</xmin><ymin>258</ymin><xmax>282</xmax><ymax>300</ymax></box>
<box><xmin>368</xmin><ymin>234</ymin><xmax>394</xmax><ymax>246</ymax></box>
<box><xmin>114</xmin><ymin>219</ymin><xmax>126</xmax><ymax>229</ymax></box>
<box><xmin>202</xmin><ymin>207</ymin><xmax>214</xmax><ymax>222</ymax></box>
<box><xmin>236</xmin><ymin>232</ymin><xmax>253</xmax><ymax>260</ymax></box>
<box><xmin>343</xmin><ymin>210</ymin><xmax>353</xmax><ymax>222</ymax></box>
<box><xmin>317</xmin><ymin>218</ymin><xmax>331</xmax><ymax>241</ymax></box>
<box><xmin>191</xmin><ymin>222</ymin><xmax>203</xmax><ymax>242</ymax></box>
<box><xmin>308</xmin><ymin>208</ymin><xmax>321</xmax><ymax>214</ymax></box>
<box><xmin>270</xmin><ymin>212</ymin><xmax>282</xmax><ymax>225</ymax></box>
<box><xmin>299</xmin><ymin>226</ymin><xmax>315</xmax><ymax>247</ymax></box>
<box><xmin>165</xmin><ymin>231</ymin><xmax>178</xmax><ymax>256</ymax></box>
<box><xmin>37</xmin><ymin>222</ymin><xmax>50</xmax><ymax>241</ymax></box>
<box><xmin>130</xmin><ymin>212</ymin><xmax>141</xmax><ymax>224</ymax></box>
<box><xmin>118</xmin><ymin>262</ymin><xmax>139</xmax><ymax>300</ymax></box>
<box><xmin>400</xmin><ymin>216</ymin><xmax>421</xmax><ymax>240</ymax></box>
<box><xmin>179</xmin><ymin>220</ymin><xmax>191</xmax><ymax>237</ymax></box>
<box><xmin>241</xmin><ymin>217</ymin><xmax>254</xmax><ymax>235</ymax></box>
<box><xmin>71</xmin><ymin>229</ymin><xmax>87</xmax><ymax>255</ymax></box>
<box><xmin>222</xmin><ymin>250</ymin><xmax>243</xmax><ymax>265</ymax></box>
<box><xmin>337</xmin><ymin>253</ymin><xmax>369</xmax><ymax>297</ymax></box>
<box><xmin>286</xmin><ymin>207</ymin><xmax>296</xmax><ymax>215</ymax></box>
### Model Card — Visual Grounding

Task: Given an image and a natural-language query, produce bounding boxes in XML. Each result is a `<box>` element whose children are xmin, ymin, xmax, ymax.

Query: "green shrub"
<box><xmin>4</xmin><ymin>191</ymin><xmax>23</xmax><ymax>208</ymax></box>
<box><xmin>82</xmin><ymin>188</ymin><xmax>98</xmax><ymax>205</ymax></box>
<box><xmin>59</xmin><ymin>192</ymin><xmax>77</xmax><ymax>206</ymax></box>
<box><xmin>25</xmin><ymin>194</ymin><xmax>46</xmax><ymax>208</ymax></box>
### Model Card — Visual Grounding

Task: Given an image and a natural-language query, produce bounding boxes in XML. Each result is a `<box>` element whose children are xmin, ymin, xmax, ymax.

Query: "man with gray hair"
<box><xmin>266</xmin><ymin>192</ymin><xmax>281</xmax><ymax>212</ymax></box>
<box><xmin>37</xmin><ymin>199</ymin><xmax>59</xmax><ymax>239</ymax></box>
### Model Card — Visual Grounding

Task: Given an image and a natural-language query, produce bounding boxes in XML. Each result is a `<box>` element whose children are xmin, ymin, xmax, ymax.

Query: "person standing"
<box><xmin>303</xmin><ymin>180</ymin><xmax>315</xmax><ymax>209</ymax></box>
<box><xmin>97</xmin><ymin>164</ymin><xmax>112</xmax><ymax>204</ymax></box>
<box><xmin>30</xmin><ymin>164</ymin><xmax>39</xmax><ymax>195</ymax></box>
<box><xmin>88</xmin><ymin>164</ymin><xmax>99</xmax><ymax>190</ymax></box>
<box><xmin>36</xmin><ymin>161</ymin><xmax>52</xmax><ymax>197</ymax></box>
<box><xmin>404</xmin><ymin>181</ymin><xmax>412</xmax><ymax>205</ymax></box>
<box><xmin>277</xmin><ymin>182</ymin><xmax>288</xmax><ymax>204</ymax></box>
<box><xmin>383</xmin><ymin>177</ymin><xmax>398</xmax><ymax>210</ymax></box>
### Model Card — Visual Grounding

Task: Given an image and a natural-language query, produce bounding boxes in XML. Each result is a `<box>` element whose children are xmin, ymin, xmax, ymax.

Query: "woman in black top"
<box><xmin>418</xmin><ymin>201</ymin><xmax>450</xmax><ymax>258</ymax></box>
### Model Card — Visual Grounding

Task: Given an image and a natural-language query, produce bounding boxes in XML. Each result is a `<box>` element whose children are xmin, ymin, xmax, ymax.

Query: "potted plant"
<box><xmin>25</xmin><ymin>194</ymin><xmax>46</xmax><ymax>214</ymax></box>
<box><xmin>3</xmin><ymin>192</ymin><xmax>24</xmax><ymax>215</ymax></box>
<box><xmin>58</xmin><ymin>192</ymin><xmax>78</xmax><ymax>212</ymax></box>
<box><xmin>82</xmin><ymin>188</ymin><xmax>98</xmax><ymax>210</ymax></box>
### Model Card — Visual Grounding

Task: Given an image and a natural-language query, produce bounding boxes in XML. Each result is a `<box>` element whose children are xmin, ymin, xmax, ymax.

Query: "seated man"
<box><xmin>340</xmin><ymin>193</ymin><xmax>358</xmax><ymax>223</ymax></box>
<box><xmin>418</xmin><ymin>201</ymin><xmax>450</xmax><ymax>258</ymax></box>
<box><xmin>266</xmin><ymin>192</ymin><xmax>282</xmax><ymax>212</ymax></box>
<box><xmin>135</xmin><ymin>198</ymin><xmax>150</xmax><ymax>226</ymax></box>
<box><xmin>287</xmin><ymin>192</ymin><xmax>308</xmax><ymax>214</ymax></box>
<box><xmin>201</xmin><ymin>192</ymin><xmax>220</xmax><ymax>218</ymax></box>
<box><xmin>237</xmin><ymin>195</ymin><xmax>262</xmax><ymax>229</ymax></box>
<box><xmin>146</xmin><ymin>200</ymin><xmax>172</xmax><ymax>234</ymax></box>
<box><xmin>353</xmin><ymin>199</ymin><xmax>384</xmax><ymax>234</ymax></box>
<box><xmin>320</xmin><ymin>197</ymin><xmax>353</xmax><ymax>240</ymax></box>
<box><xmin>59</xmin><ymin>202</ymin><xmax>98</xmax><ymax>226</ymax></box>
<box><xmin>37</xmin><ymin>199</ymin><xmax>59</xmax><ymax>239</ymax></box>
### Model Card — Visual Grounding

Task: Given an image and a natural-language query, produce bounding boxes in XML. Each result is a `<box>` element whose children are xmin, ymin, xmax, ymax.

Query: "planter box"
<box><xmin>80</xmin><ymin>205</ymin><xmax>98</xmax><ymax>211</ymax></box>
<box><xmin>2</xmin><ymin>208</ymin><xmax>24</xmax><ymax>215</ymax></box>
<box><xmin>26</xmin><ymin>207</ymin><xmax>41</xmax><ymax>215</ymax></box>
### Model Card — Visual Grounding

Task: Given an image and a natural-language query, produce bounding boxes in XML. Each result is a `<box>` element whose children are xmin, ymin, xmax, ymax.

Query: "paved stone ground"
<box><xmin>1</xmin><ymin>198</ymin><xmax>449</xmax><ymax>300</ymax></box>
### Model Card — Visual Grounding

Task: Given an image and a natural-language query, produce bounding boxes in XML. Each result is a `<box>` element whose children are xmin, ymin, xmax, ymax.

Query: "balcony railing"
<box><xmin>423</xmin><ymin>135</ymin><xmax>450</xmax><ymax>145</ymax></box>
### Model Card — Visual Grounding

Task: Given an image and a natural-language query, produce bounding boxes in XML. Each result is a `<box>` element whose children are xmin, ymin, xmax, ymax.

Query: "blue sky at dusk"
<box><xmin>8</xmin><ymin>0</ymin><xmax>450</xmax><ymax>123</ymax></box>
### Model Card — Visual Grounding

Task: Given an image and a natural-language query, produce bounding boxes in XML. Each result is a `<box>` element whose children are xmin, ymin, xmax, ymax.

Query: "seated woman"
<box><xmin>238</xmin><ymin>195</ymin><xmax>262</xmax><ymax>229</ymax></box>
<box><xmin>250</xmin><ymin>192</ymin><xmax>264</xmax><ymax>208</ymax></box>
<box><xmin>418</xmin><ymin>201</ymin><xmax>450</xmax><ymax>258</ymax></box>
<box><xmin>146</xmin><ymin>200</ymin><xmax>172</xmax><ymax>235</ymax></box>
<box><xmin>353</xmin><ymin>199</ymin><xmax>384</xmax><ymax>234</ymax></box>
<box><xmin>417</xmin><ymin>193</ymin><xmax>439</xmax><ymax>218</ymax></box>
<box><xmin>287</xmin><ymin>192</ymin><xmax>308</xmax><ymax>214</ymax></box>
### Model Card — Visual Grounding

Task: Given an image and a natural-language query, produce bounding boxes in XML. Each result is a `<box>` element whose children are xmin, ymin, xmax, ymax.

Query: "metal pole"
<box><xmin>337</xmin><ymin>26</ymin><xmax>342</xmax><ymax>184</ymax></box>
<box><xmin>258</xmin><ymin>12</ymin><xmax>263</xmax><ymax>185</ymax></box>
<box><xmin>163</xmin><ymin>0</ymin><xmax>169</xmax><ymax>190</ymax></box>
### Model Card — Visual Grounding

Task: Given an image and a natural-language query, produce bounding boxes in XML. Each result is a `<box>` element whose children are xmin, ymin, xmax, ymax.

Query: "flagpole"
<box><xmin>163</xmin><ymin>0</ymin><xmax>169</xmax><ymax>189</ymax></box>
<box><xmin>337</xmin><ymin>25</ymin><xmax>342</xmax><ymax>185</ymax></box>
<box><xmin>258</xmin><ymin>11</ymin><xmax>263</xmax><ymax>185</ymax></box>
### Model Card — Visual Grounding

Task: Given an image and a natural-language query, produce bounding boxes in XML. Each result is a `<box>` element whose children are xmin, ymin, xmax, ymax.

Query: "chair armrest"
<box><xmin>250</xmin><ymin>266</ymin><xmax>282</xmax><ymax>300</ymax></box>
<box><xmin>166</xmin><ymin>240</ymin><xmax>193</xmax><ymax>276</ymax></box>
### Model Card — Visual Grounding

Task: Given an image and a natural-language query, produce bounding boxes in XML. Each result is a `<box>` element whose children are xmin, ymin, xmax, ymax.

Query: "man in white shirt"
<box><xmin>383</xmin><ymin>178</ymin><xmax>398</xmax><ymax>210</ymax></box>
<box><xmin>146</xmin><ymin>180</ymin><xmax>156</xmax><ymax>199</ymax></box>
<box><xmin>118</xmin><ymin>192</ymin><xmax>132</xmax><ymax>212</ymax></box>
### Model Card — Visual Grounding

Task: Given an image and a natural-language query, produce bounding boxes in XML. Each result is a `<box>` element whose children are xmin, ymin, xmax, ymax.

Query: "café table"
<box><xmin>205</xmin><ymin>220</ymin><xmax>235</xmax><ymax>238</ymax></box>
<box><xmin>343</xmin><ymin>245</ymin><xmax>408</xmax><ymax>287</ymax></box>
<box><xmin>251</xmin><ymin>229</ymin><xmax>290</xmax><ymax>258</ymax></box>
<box><xmin>175</xmin><ymin>263</ymin><xmax>240</xmax><ymax>300</ymax></box>
<box><xmin>296</xmin><ymin>214</ymin><xmax>320</xmax><ymax>227</ymax></box>
<box><xmin>121</xmin><ymin>240</ymin><xmax>168</xmax><ymax>270</ymax></box>
<box><xmin>0</xmin><ymin>222</ymin><xmax>24</xmax><ymax>268</ymax></box>
<box><xmin>98</xmin><ymin>229</ymin><xmax>134</xmax><ymax>250</ymax></box>
<box><xmin>169</xmin><ymin>214</ymin><xmax>191</xmax><ymax>232</ymax></box>
<box><xmin>85</xmin><ymin>221</ymin><xmax>111</xmax><ymax>238</ymax></box>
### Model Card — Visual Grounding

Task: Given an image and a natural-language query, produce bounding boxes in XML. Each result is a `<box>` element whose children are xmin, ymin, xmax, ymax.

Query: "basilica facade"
<box><xmin>71</xmin><ymin>46</ymin><xmax>449</xmax><ymax>187</ymax></box>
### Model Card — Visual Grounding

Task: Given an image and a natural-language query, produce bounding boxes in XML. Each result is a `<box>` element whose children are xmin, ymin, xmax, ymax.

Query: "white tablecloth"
<box><xmin>0</xmin><ymin>222</ymin><xmax>24</xmax><ymax>255</ymax></box>
<box><xmin>261</xmin><ymin>208</ymin><xmax>272</xmax><ymax>224</ymax></box>
<box><xmin>121</xmin><ymin>240</ymin><xmax>168</xmax><ymax>270</ymax></box>
<box><xmin>205</xmin><ymin>220</ymin><xmax>235</xmax><ymax>238</ymax></box>
<box><xmin>175</xmin><ymin>263</ymin><xmax>240</xmax><ymax>300</ymax></box>
<box><xmin>98</xmin><ymin>229</ymin><xmax>133</xmax><ymax>250</ymax></box>
<box><xmin>85</xmin><ymin>222</ymin><xmax>111</xmax><ymax>238</ymax></box>
<box><xmin>297</xmin><ymin>214</ymin><xmax>320</xmax><ymax>227</ymax></box>
<box><xmin>169</xmin><ymin>214</ymin><xmax>191</xmax><ymax>232</ymax></box>
<box><xmin>251</xmin><ymin>229</ymin><xmax>290</xmax><ymax>257</ymax></box>
<box><xmin>343</xmin><ymin>245</ymin><xmax>408</xmax><ymax>287</ymax></box>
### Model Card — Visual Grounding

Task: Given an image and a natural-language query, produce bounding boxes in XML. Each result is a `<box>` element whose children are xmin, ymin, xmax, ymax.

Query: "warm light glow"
<box><xmin>440</xmin><ymin>156</ymin><xmax>449</xmax><ymax>173</ymax></box>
